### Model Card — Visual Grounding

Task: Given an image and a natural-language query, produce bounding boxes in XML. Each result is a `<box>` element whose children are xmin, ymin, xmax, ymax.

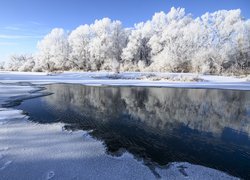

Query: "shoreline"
<box><xmin>0</xmin><ymin>71</ymin><xmax>249</xmax><ymax>91</ymax></box>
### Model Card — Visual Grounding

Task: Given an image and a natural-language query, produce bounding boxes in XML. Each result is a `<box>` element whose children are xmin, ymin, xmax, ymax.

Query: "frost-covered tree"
<box><xmin>121</xmin><ymin>22</ymin><xmax>152</xmax><ymax>71</ymax></box>
<box><xmin>122</xmin><ymin>7</ymin><xmax>195</xmax><ymax>72</ymax></box>
<box><xmin>89</xmin><ymin>18</ymin><xmax>127</xmax><ymax>71</ymax></box>
<box><xmin>148</xmin><ymin>7</ymin><xmax>194</xmax><ymax>72</ymax></box>
<box><xmin>147</xmin><ymin>8</ymin><xmax>250</xmax><ymax>74</ymax></box>
<box><xmin>68</xmin><ymin>19</ymin><xmax>128</xmax><ymax>72</ymax></box>
<box><xmin>192</xmin><ymin>9</ymin><xmax>250</xmax><ymax>74</ymax></box>
<box><xmin>68</xmin><ymin>25</ymin><xmax>92</xmax><ymax>70</ymax></box>
<box><xmin>36</xmin><ymin>28</ymin><xmax>69</xmax><ymax>72</ymax></box>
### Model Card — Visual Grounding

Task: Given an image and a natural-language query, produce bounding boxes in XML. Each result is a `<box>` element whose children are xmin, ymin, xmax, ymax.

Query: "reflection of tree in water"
<box><xmin>40</xmin><ymin>84</ymin><xmax>250</xmax><ymax>179</ymax></box>
<box><xmin>43</xmin><ymin>84</ymin><xmax>250</xmax><ymax>136</ymax></box>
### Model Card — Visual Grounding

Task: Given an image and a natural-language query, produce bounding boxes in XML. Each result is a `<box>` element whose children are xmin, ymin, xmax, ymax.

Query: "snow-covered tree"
<box><xmin>89</xmin><ymin>18</ymin><xmax>127</xmax><ymax>71</ymax></box>
<box><xmin>121</xmin><ymin>22</ymin><xmax>152</xmax><ymax>71</ymax></box>
<box><xmin>36</xmin><ymin>28</ymin><xmax>69</xmax><ymax>72</ymax></box>
<box><xmin>193</xmin><ymin>9</ymin><xmax>243</xmax><ymax>73</ymax></box>
<box><xmin>68</xmin><ymin>25</ymin><xmax>92</xmax><ymax>70</ymax></box>
<box><xmin>148</xmin><ymin>8</ymin><xmax>195</xmax><ymax>72</ymax></box>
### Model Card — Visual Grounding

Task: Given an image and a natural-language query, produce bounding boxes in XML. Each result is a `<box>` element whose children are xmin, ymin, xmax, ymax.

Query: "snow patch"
<box><xmin>0</xmin><ymin>108</ymin><xmax>27</xmax><ymax>121</ymax></box>
<box><xmin>156</xmin><ymin>162</ymin><xmax>238</xmax><ymax>180</ymax></box>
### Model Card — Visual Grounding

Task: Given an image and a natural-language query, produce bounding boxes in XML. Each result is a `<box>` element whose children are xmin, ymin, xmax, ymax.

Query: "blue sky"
<box><xmin>0</xmin><ymin>0</ymin><xmax>250</xmax><ymax>61</ymax></box>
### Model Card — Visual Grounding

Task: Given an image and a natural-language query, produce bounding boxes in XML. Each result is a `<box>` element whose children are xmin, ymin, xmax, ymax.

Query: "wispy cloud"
<box><xmin>0</xmin><ymin>42</ymin><xmax>18</xmax><ymax>46</ymax></box>
<box><xmin>4</xmin><ymin>26</ymin><xmax>21</xmax><ymax>31</ymax></box>
<box><xmin>0</xmin><ymin>34</ymin><xmax>43</xmax><ymax>39</ymax></box>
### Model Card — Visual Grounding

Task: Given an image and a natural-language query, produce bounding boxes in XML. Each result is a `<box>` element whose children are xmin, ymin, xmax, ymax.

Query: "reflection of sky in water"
<box><xmin>18</xmin><ymin>84</ymin><xmax>250</xmax><ymax>179</ymax></box>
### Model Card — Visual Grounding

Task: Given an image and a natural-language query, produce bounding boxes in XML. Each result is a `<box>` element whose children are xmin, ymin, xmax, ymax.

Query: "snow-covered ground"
<box><xmin>0</xmin><ymin>72</ymin><xmax>244</xmax><ymax>179</ymax></box>
<box><xmin>0</xmin><ymin>115</ymin><xmax>237</xmax><ymax>180</ymax></box>
<box><xmin>0</xmin><ymin>71</ymin><xmax>249</xmax><ymax>90</ymax></box>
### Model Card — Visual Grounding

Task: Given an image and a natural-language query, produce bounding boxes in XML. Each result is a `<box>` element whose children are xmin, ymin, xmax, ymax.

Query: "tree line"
<box><xmin>3</xmin><ymin>7</ymin><xmax>250</xmax><ymax>74</ymax></box>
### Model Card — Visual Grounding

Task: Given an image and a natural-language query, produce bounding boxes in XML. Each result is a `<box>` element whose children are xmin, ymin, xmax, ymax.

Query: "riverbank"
<box><xmin>0</xmin><ymin>71</ymin><xmax>250</xmax><ymax>90</ymax></box>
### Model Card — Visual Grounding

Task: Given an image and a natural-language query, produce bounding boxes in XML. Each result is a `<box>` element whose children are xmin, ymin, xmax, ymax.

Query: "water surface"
<box><xmin>17</xmin><ymin>84</ymin><xmax>250</xmax><ymax>179</ymax></box>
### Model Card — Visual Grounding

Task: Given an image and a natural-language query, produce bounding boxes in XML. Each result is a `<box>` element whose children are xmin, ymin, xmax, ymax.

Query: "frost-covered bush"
<box><xmin>4</xmin><ymin>54</ymin><xmax>35</xmax><ymax>71</ymax></box>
